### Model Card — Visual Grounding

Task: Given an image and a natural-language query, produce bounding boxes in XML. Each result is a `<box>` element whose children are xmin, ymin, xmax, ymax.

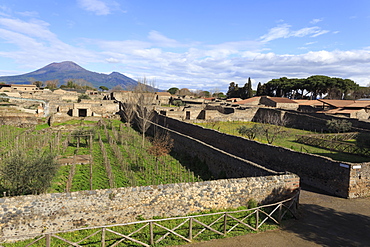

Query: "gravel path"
<box><xmin>179</xmin><ymin>185</ymin><xmax>370</xmax><ymax>247</ymax></box>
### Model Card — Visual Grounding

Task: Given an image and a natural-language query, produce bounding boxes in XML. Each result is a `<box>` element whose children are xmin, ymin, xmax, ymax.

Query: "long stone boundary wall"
<box><xmin>153</xmin><ymin>113</ymin><xmax>370</xmax><ymax>198</ymax></box>
<box><xmin>0</xmin><ymin>175</ymin><xmax>299</xmax><ymax>241</ymax></box>
<box><xmin>253</xmin><ymin>108</ymin><xmax>370</xmax><ymax>132</ymax></box>
<box><xmin>149</xmin><ymin>122</ymin><xmax>279</xmax><ymax>179</ymax></box>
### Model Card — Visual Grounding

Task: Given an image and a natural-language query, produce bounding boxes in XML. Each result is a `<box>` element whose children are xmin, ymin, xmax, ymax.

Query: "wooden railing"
<box><xmin>296</xmin><ymin>133</ymin><xmax>370</xmax><ymax>157</ymax></box>
<box><xmin>0</xmin><ymin>190</ymin><xmax>299</xmax><ymax>247</ymax></box>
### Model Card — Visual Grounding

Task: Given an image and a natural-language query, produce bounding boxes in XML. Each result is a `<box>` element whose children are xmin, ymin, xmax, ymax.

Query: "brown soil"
<box><xmin>180</xmin><ymin>185</ymin><xmax>370</xmax><ymax>247</ymax></box>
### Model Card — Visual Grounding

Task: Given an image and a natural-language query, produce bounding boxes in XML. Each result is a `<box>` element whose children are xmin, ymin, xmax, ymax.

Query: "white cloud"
<box><xmin>148</xmin><ymin>31</ymin><xmax>183</xmax><ymax>48</ymax></box>
<box><xmin>0</xmin><ymin>17</ymin><xmax>56</xmax><ymax>40</ymax></box>
<box><xmin>16</xmin><ymin>11</ymin><xmax>39</xmax><ymax>17</ymax></box>
<box><xmin>260</xmin><ymin>23</ymin><xmax>329</xmax><ymax>42</ymax></box>
<box><xmin>77</xmin><ymin>0</ymin><xmax>120</xmax><ymax>15</ymax></box>
<box><xmin>310</xmin><ymin>18</ymin><xmax>323</xmax><ymax>24</ymax></box>
<box><xmin>259</xmin><ymin>24</ymin><xmax>291</xmax><ymax>42</ymax></box>
<box><xmin>0</xmin><ymin>16</ymin><xmax>96</xmax><ymax>68</ymax></box>
<box><xmin>1</xmin><ymin>13</ymin><xmax>370</xmax><ymax>91</ymax></box>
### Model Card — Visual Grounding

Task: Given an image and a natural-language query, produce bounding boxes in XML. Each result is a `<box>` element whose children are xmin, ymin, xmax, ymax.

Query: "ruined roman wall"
<box><xmin>0</xmin><ymin>116</ymin><xmax>38</xmax><ymax>128</ymax></box>
<box><xmin>148</xmin><ymin>121</ymin><xmax>278</xmax><ymax>179</ymax></box>
<box><xmin>253</xmin><ymin>108</ymin><xmax>370</xmax><ymax>132</ymax></box>
<box><xmin>349</xmin><ymin>163</ymin><xmax>370</xmax><ymax>198</ymax></box>
<box><xmin>153</xmin><ymin>113</ymin><xmax>370</xmax><ymax>198</ymax></box>
<box><xmin>0</xmin><ymin>174</ymin><xmax>299</xmax><ymax>241</ymax></box>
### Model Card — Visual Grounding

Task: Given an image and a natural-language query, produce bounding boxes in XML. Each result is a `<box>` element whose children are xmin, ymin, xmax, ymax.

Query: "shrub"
<box><xmin>326</xmin><ymin>119</ymin><xmax>352</xmax><ymax>133</ymax></box>
<box><xmin>0</xmin><ymin>149</ymin><xmax>59</xmax><ymax>196</ymax></box>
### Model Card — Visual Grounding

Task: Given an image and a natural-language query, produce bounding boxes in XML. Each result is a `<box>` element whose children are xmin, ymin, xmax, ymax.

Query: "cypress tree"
<box><xmin>256</xmin><ymin>82</ymin><xmax>263</xmax><ymax>96</ymax></box>
<box><xmin>247</xmin><ymin>77</ymin><xmax>253</xmax><ymax>98</ymax></box>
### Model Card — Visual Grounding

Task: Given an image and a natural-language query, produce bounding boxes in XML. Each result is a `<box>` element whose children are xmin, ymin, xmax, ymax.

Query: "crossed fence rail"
<box><xmin>296</xmin><ymin>133</ymin><xmax>370</xmax><ymax>157</ymax></box>
<box><xmin>1</xmin><ymin>190</ymin><xmax>300</xmax><ymax>247</ymax></box>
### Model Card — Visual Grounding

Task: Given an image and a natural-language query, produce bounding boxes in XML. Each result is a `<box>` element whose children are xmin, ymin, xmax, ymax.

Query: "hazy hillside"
<box><xmin>0</xmin><ymin>61</ymin><xmax>138</xmax><ymax>90</ymax></box>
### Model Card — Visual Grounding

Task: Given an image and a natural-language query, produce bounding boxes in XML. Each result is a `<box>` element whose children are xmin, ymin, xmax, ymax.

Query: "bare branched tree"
<box><xmin>147</xmin><ymin>130</ymin><xmax>174</xmax><ymax>159</ymax></box>
<box><xmin>121</xmin><ymin>93</ymin><xmax>137</xmax><ymax>127</ymax></box>
<box><xmin>134</xmin><ymin>77</ymin><xmax>156</xmax><ymax>146</ymax></box>
<box><xmin>255</xmin><ymin>111</ymin><xmax>289</xmax><ymax>144</ymax></box>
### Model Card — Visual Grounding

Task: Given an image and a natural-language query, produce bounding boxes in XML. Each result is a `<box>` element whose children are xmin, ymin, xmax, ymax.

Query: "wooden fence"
<box><xmin>1</xmin><ymin>190</ymin><xmax>300</xmax><ymax>247</ymax></box>
<box><xmin>296</xmin><ymin>133</ymin><xmax>370</xmax><ymax>157</ymax></box>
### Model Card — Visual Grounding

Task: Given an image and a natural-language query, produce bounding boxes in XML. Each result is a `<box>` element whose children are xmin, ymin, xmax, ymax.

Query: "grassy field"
<box><xmin>196</xmin><ymin>121</ymin><xmax>370</xmax><ymax>163</ymax></box>
<box><xmin>0</xmin><ymin>120</ymin><xmax>296</xmax><ymax>246</ymax></box>
<box><xmin>0</xmin><ymin>119</ymin><xmax>212</xmax><ymax>195</ymax></box>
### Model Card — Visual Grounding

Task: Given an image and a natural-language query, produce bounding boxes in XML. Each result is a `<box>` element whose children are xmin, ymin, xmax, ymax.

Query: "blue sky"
<box><xmin>1</xmin><ymin>0</ymin><xmax>370</xmax><ymax>92</ymax></box>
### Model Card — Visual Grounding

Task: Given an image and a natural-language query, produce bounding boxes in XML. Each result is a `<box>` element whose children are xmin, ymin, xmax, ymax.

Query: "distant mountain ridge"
<box><xmin>0</xmin><ymin>61</ymin><xmax>138</xmax><ymax>89</ymax></box>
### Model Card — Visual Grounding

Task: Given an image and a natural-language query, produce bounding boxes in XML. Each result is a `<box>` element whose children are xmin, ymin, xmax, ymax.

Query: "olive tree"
<box><xmin>0</xmin><ymin>149</ymin><xmax>59</xmax><ymax>196</ymax></box>
<box><xmin>326</xmin><ymin>119</ymin><xmax>352</xmax><ymax>133</ymax></box>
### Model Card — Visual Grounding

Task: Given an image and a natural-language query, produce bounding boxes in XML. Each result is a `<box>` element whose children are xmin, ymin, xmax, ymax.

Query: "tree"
<box><xmin>237</xmin><ymin>124</ymin><xmax>263</xmax><ymax>140</ymax></box>
<box><xmin>226</xmin><ymin>82</ymin><xmax>240</xmax><ymax>98</ymax></box>
<box><xmin>133</xmin><ymin>77</ymin><xmax>156</xmax><ymax>146</ymax></box>
<box><xmin>121</xmin><ymin>93</ymin><xmax>136</xmax><ymax>127</ymax></box>
<box><xmin>167</xmin><ymin>87</ymin><xmax>179</xmax><ymax>95</ymax></box>
<box><xmin>0</xmin><ymin>149</ymin><xmax>59</xmax><ymax>196</ymax></box>
<box><xmin>256</xmin><ymin>82</ymin><xmax>264</xmax><ymax>96</ymax></box>
<box><xmin>254</xmin><ymin>111</ymin><xmax>289</xmax><ymax>144</ymax></box>
<box><xmin>247</xmin><ymin>77</ymin><xmax>253</xmax><ymax>98</ymax></box>
<box><xmin>178</xmin><ymin>88</ymin><xmax>193</xmax><ymax>96</ymax></box>
<box><xmin>213</xmin><ymin>92</ymin><xmax>226</xmax><ymax>98</ymax></box>
<box><xmin>32</xmin><ymin>81</ymin><xmax>43</xmax><ymax>88</ymax></box>
<box><xmin>99</xmin><ymin>86</ymin><xmax>109</xmax><ymax>91</ymax></box>
<box><xmin>147</xmin><ymin>130</ymin><xmax>174</xmax><ymax>159</ymax></box>
<box><xmin>77</xmin><ymin>93</ymin><xmax>91</xmax><ymax>103</ymax></box>
<box><xmin>326</xmin><ymin>119</ymin><xmax>352</xmax><ymax>133</ymax></box>
<box><xmin>45</xmin><ymin>79</ymin><xmax>59</xmax><ymax>89</ymax></box>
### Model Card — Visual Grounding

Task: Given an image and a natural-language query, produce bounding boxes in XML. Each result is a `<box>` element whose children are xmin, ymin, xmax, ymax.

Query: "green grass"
<box><xmin>2</xmin><ymin>204</ymin><xmax>287</xmax><ymax>247</ymax></box>
<box><xmin>196</xmin><ymin>121</ymin><xmax>370</xmax><ymax>163</ymax></box>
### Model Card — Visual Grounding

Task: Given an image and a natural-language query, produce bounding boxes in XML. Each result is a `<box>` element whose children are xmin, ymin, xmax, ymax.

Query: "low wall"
<box><xmin>0</xmin><ymin>174</ymin><xmax>299</xmax><ymax>240</ymax></box>
<box><xmin>154</xmin><ymin>114</ymin><xmax>370</xmax><ymax>198</ymax></box>
<box><xmin>0</xmin><ymin>116</ymin><xmax>38</xmax><ymax>127</ymax></box>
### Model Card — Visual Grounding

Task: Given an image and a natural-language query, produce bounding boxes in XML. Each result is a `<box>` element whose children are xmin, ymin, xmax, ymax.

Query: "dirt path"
<box><xmin>180</xmin><ymin>185</ymin><xmax>370</xmax><ymax>247</ymax></box>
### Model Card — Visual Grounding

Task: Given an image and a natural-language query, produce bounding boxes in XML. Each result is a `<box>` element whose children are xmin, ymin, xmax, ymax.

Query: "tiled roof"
<box><xmin>293</xmin><ymin>99</ymin><xmax>322</xmax><ymax>106</ymax></box>
<box><xmin>267</xmin><ymin>97</ymin><xmax>297</xmax><ymax>104</ymax></box>
<box><xmin>346</xmin><ymin>102</ymin><xmax>370</xmax><ymax>108</ymax></box>
<box><xmin>232</xmin><ymin>97</ymin><xmax>261</xmax><ymax>105</ymax></box>
<box><xmin>318</xmin><ymin>99</ymin><xmax>356</xmax><ymax>108</ymax></box>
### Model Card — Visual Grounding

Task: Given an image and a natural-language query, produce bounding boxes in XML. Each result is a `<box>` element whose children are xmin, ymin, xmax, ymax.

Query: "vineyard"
<box><xmin>0</xmin><ymin>119</ymin><xmax>211</xmax><ymax>196</ymax></box>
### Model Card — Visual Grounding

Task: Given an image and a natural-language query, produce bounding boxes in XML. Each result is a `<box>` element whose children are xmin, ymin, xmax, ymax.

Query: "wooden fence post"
<box><xmin>150</xmin><ymin>221</ymin><xmax>154</xmax><ymax>245</ymax></box>
<box><xmin>45</xmin><ymin>234</ymin><xmax>51</xmax><ymax>247</ymax></box>
<box><xmin>255</xmin><ymin>210</ymin><xmax>259</xmax><ymax>231</ymax></box>
<box><xmin>189</xmin><ymin>217</ymin><xmax>193</xmax><ymax>241</ymax></box>
<box><xmin>223</xmin><ymin>213</ymin><xmax>227</xmax><ymax>234</ymax></box>
<box><xmin>101</xmin><ymin>227</ymin><xmax>106</xmax><ymax>247</ymax></box>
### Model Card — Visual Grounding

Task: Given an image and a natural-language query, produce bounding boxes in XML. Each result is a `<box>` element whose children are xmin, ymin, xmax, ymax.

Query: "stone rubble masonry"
<box><xmin>0</xmin><ymin>174</ymin><xmax>299</xmax><ymax>241</ymax></box>
<box><xmin>152</xmin><ymin>113</ymin><xmax>370</xmax><ymax>198</ymax></box>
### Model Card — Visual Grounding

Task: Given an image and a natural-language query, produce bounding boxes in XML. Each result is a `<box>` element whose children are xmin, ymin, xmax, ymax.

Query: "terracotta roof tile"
<box><xmin>267</xmin><ymin>97</ymin><xmax>298</xmax><ymax>104</ymax></box>
<box><xmin>318</xmin><ymin>99</ymin><xmax>356</xmax><ymax>107</ymax></box>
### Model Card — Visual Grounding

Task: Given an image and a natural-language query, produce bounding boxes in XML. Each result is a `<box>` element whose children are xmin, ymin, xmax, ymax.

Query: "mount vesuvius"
<box><xmin>0</xmin><ymin>61</ymin><xmax>138</xmax><ymax>90</ymax></box>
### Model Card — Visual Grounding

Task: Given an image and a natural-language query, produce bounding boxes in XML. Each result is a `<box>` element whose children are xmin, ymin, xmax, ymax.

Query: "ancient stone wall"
<box><xmin>349</xmin><ymin>163</ymin><xmax>370</xmax><ymax>198</ymax></box>
<box><xmin>0</xmin><ymin>174</ymin><xmax>299</xmax><ymax>240</ymax></box>
<box><xmin>0</xmin><ymin>116</ymin><xmax>38</xmax><ymax>128</ymax></box>
<box><xmin>153</xmin><ymin>114</ymin><xmax>370</xmax><ymax>198</ymax></box>
<box><xmin>253</xmin><ymin>108</ymin><xmax>370</xmax><ymax>132</ymax></box>
<box><xmin>149</xmin><ymin>122</ymin><xmax>278</xmax><ymax>179</ymax></box>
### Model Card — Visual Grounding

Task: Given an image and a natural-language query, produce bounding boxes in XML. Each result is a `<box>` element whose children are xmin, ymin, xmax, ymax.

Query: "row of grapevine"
<box><xmin>0</xmin><ymin>119</ymin><xmax>210</xmax><ymax>194</ymax></box>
